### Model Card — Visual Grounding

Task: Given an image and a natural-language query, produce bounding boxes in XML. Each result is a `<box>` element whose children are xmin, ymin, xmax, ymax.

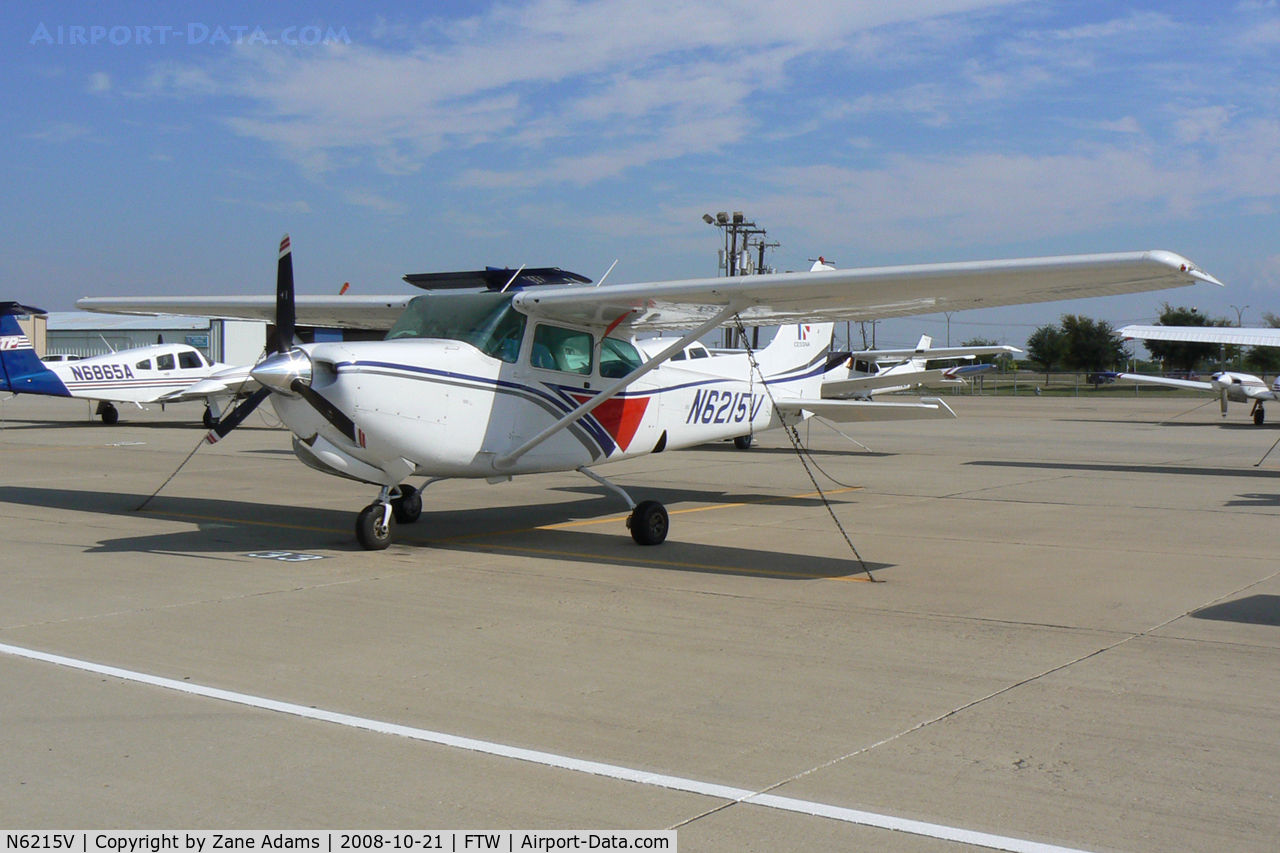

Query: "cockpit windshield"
<box><xmin>385</xmin><ymin>292</ymin><xmax>527</xmax><ymax>363</ymax></box>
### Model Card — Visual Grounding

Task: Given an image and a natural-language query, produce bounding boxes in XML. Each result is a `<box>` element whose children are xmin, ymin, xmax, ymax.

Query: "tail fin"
<box><xmin>754</xmin><ymin>322</ymin><xmax>834</xmax><ymax>397</ymax></box>
<box><xmin>0</xmin><ymin>303</ymin><xmax>68</xmax><ymax>396</ymax></box>
<box><xmin>909</xmin><ymin>335</ymin><xmax>932</xmax><ymax>370</ymax></box>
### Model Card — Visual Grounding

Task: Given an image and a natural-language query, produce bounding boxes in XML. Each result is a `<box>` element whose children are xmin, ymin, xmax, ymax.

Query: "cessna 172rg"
<box><xmin>0</xmin><ymin>302</ymin><xmax>238</xmax><ymax>424</ymax></box>
<box><xmin>79</xmin><ymin>238</ymin><xmax>1217</xmax><ymax>550</ymax></box>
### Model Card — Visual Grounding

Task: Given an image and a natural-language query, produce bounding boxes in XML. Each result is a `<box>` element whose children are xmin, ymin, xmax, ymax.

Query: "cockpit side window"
<box><xmin>156</xmin><ymin>353</ymin><xmax>175</xmax><ymax>371</ymax></box>
<box><xmin>599</xmin><ymin>337</ymin><xmax>643</xmax><ymax>378</ymax></box>
<box><xmin>135</xmin><ymin>359</ymin><xmax>152</xmax><ymax>371</ymax></box>
<box><xmin>178</xmin><ymin>351</ymin><xmax>204</xmax><ymax>369</ymax></box>
<box><xmin>532</xmin><ymin>324</ymin><xmax>593</xmax><ymax>375</ymax></box>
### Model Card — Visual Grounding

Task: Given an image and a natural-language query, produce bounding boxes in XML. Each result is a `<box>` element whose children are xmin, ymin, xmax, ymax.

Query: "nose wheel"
<box><xmin>356</xmin><ymin>502</ymin><xmax>395</xmax><ymax>550</ymax></box>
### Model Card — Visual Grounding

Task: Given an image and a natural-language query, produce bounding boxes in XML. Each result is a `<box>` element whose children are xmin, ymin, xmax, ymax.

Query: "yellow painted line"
<box><xmin>521</xmin><ymin>486</ymin><xmax>863</xmax><ymax>533</ymax></box>
<box><xmin>139</xmin><ymin>508</ymin><xmax>337</xmax><ymax>535</ymax></box>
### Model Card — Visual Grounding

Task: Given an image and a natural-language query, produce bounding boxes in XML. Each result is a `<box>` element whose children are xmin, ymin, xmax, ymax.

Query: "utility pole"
<box><xmin>702</xmin><ymin>211</ymin><xmax>776</xmax><ymax>348</ymax></box>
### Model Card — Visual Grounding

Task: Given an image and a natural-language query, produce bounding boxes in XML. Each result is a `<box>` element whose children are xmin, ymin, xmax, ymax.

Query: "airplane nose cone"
<box><xmin>251</xmin><ymin>348</ymin><xmax>312</xmax><ymax>395</ymax></box>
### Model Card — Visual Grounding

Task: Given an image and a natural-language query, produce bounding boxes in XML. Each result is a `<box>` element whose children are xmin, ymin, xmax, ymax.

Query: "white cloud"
<box><xmin>87</xmin><ymin>72</ymin><xmax>111</xmax><ymax>94</ymax></box>
<box><xmin>146</xmin><ymin>0</ymin><xmax>1019</xmax><ymax>178</ymax></box>
<box><xmin>28</xmin><ymin>122</ymin><xmax>91</xmax><ymax>143</ymax></box>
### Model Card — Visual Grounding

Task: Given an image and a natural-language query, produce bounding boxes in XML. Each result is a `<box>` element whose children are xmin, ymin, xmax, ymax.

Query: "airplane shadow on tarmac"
<box><xmin>966</xmin><ymin>460</ymin><xmax>1280</xmax><ymax>480</ymax></box>
<box><xmin>1191</xmin><ymin>595</ymin><xmax>1280</xmax><ymax>627</ymax></box>
<box><xmin>0</xmin><ymin>485</ymin><xmax>885</xmax><ymax>581</ymax></box>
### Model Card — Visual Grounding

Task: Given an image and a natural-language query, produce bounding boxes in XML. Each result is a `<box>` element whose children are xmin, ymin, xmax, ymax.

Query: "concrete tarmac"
<box><xmin>0</xmin><ymin>393</ymin><xmax>1277</xmax><ymax>851</ymax></box>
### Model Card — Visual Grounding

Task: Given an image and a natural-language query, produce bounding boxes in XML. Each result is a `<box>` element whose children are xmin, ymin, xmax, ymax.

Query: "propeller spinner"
<box><xmin>206</xmin><ymin>234</ymin><xmax>359</xmax><ymax>445</ymax></box>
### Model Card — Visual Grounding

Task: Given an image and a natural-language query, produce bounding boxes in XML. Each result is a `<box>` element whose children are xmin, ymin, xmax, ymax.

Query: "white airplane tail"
<box><xmin>910</xmin><ymin>335</ymin><xmax>932</xmax><ymax>370</ymax></box>
<box><xmin>753</xmin><ymin>322</ymin><xmax>834</xmax><ymax>396</ymax></box>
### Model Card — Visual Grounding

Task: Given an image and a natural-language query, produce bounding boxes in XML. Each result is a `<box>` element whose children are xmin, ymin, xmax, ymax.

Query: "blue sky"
<box><xmin>6</xmin><ymin>1</ymin><xmax>1280</xmax><ymax>351</ymax></box>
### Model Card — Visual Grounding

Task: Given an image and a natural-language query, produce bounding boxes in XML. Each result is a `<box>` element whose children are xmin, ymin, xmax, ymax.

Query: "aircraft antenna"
<box><xmin>595</xmin><ymin>259</ymin><xmax>619</xmax><ymax>288</ymax></box>
<box><xmin>499</xmin><ymin>264</ymin><xmax>527</xmax><ymax>293</ymax></box>
<box><xmin>732</xmin><ymin>315</ymin><xmax>875</xmax><ymax>581</ymax></box>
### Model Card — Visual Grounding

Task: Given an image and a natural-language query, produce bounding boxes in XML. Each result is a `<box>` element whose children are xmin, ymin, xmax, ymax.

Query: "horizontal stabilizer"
<box><xmin>776</xmin><ymin>397</ymin><xmax>957</xmax><ymax>423</ymax></box>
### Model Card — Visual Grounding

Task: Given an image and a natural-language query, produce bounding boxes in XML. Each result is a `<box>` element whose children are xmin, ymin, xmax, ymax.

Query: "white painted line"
<box><xmin>1</xmin><ymin>641</ymin><xmax>1093</xmax><ymax>853</ymax></box>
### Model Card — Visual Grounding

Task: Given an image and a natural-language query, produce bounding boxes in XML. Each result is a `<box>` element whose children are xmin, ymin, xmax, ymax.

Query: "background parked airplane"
<box><xmin>821</xmin><ymin>335</ymin><xmax>1020</xmax><ymax>400</ymax></box>
<box><xmin>0</xmin><ymin>302</ymin><xmax>237</xmax><ymax>424</ymax></box>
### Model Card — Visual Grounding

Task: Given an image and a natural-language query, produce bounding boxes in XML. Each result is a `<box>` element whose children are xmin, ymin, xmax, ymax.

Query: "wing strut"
<box><xmin>493</xmin><ymin>302</ymin><xmax>741</xmax><ymax>470</ymax></box>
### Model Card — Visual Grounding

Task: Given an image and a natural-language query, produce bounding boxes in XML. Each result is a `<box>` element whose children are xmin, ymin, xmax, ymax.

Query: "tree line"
<box><xmin>1024</xmin><ymin>304</ymin><xmax>1280</xmax><ymax>375</ymax></box>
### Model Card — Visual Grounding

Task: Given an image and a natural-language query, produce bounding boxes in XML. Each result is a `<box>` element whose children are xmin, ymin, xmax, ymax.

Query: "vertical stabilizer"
<box><xmin>0</xmin><ymin>303</ymin><xmax>69</xmax><ymax>396</ymax></box>
<box><xmin>754</xmin><ymin>322</ymin><xmax>834</xmax><ymax>397</ymax></box>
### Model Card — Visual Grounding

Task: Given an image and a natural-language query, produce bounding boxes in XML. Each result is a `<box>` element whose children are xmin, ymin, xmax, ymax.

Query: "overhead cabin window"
<box><xmin>178</xmin><ymin>351</ymin><xmax>204</xmax><ymax>369</ymax></box>
<box><xmin>600</xmin><ymin>337</ymin><xmax>643</xmax><ymax>378</ymax></box>
<box><xmin>532</xmin><ymin>325</ymin><xmax>593</xmax><ymax>375</ymax></box>
<box><xmin>135</xmin><ymin>359</ymin><xmax>152</xmax><ymax>371</ymax></box>
<box><xmin>156</xmin><ymin>354</ymin><xmax>175</xmax><ymax>371</ymax></box>
<box><xmin>385</xmin><ymin>291</ymin><xmax>526</xmax><ymax>364</ymax></box>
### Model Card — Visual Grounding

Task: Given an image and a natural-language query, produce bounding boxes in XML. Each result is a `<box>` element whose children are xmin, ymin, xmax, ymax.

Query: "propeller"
<box><xmin>206</xmin><ymin>234</ymin><xmax>360</xmax><ymax>445</ymax></box>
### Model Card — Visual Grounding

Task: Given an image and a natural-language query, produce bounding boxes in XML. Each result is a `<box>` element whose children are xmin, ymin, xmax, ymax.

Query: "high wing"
<box><xmin>76</xmin><ymin>250</ymin><xmax>1215</xmax><ymax>333</ymax></box>
<box><xmin>1112</xmin><ymin>372</ymin><xmax>1214</xmax><ymax>392</ymax></box>
<box><xmin>1120</xmin><ymin>324</ymin><xmax>1280</xmax><ymax>348</ymax></box>
<box><xmin>514</xmin><ymin>251</ymin><xmax>1218</xmax><ymax>331</ymax></box>
<box><xmin>845</xmin><ymin>344</ymin><xmax>1020</xmax><ymax>361</ymax></box>
<box><xmin>75</xmin><ymin>295</ymin><xmax>410</xmax><ymax>331</ymax></box>
<box><xmin>776</xmin><ymin>397</ymin><xmax>957</xmax><ymax>423</ymax></box>
<box><xmin>821</xmin><ymin>369</ymin><xmax>953</xmax><ymax>399</ymax></box>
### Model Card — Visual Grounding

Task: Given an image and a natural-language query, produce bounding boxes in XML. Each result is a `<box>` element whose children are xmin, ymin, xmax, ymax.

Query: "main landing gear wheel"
<box><xmin>1254</xmin><ymin>404</ymin><xmax>1266</xmax><ymax>426</ymax></box>
<box><xmin>202</xmin><ymin>407</ymin><xmax>218</xmax><ymax>429</ymax></box>
<box><xmin>98</xmin><ymin>402</ymin><xmax>119</xmax><ymax>425</ymax></box>
<box><xmin>628</xmin><ymin>500</ymin><xmax>669</xmax><ymax>546</ymax></box>
<box><xmin>356</xmin><ymin>504</ymin><xmax>395</xmax><ymax>550</ymax></box>
<box><xmin>733</xmin><ymin>434</ymin><xmax>753</xmax><ymax>450</ymax></box>
<box><xmin>392</xmin><ymin>485</ymin><xmax>422</xmax><ymax>524</ymax></box>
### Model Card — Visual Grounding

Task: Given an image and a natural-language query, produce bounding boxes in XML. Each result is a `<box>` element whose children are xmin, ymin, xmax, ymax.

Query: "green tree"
<box><xmin>1059</xmin><ymin>314</ymin><xmax>1127</xmax><ymax>372</ymax></box>
<box><xmin>1244</xmin><ymin>312</ymin><xmax>1280</xmax><ymax>374</ymax></box>
<box><xmin>1142</xmin><ymin>303</ymin><xmax>1232</xmax><ymax>373</ymax></box>
<box><xmin>1025</xmin><ymin>325</ymin><xmax>1065</xmax><ymax>382</ymax></box>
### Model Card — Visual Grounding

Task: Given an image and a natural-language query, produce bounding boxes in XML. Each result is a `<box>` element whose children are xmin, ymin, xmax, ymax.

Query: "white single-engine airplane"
<box><xmin>0</xmin><ymin>302</ymin><xmax>238</xmax><ymax>425</ymax></box>
<box><xmin>822</xmin><ymin>335</ymin><xmax>1021</xmax><ymax>400</ymax></box>
<box><xmin>1118</xmin><ymin>324</ymin><xmax>1280</xmax><ymax>425</ymax></box>
<box><xmin>79</xmin><ymin>238</ymin><xmax>1217</xmax><ymax>550</ymax></box>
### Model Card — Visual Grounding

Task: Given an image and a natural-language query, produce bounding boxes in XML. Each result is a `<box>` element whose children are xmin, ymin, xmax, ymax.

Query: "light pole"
<box><xmin>1231</xmin><ymin>304</ymin><xmax>1249</xmax><ymax>326</ymax></box>
<box><xmin>944</xmin><ymin>312</ymin><xmax>954</xmax><ymax>347</ymax></box>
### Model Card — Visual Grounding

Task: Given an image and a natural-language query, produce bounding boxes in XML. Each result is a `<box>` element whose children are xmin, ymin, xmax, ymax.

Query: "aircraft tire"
<box><xmin>392</xmin><ymin>485</ymin><xmax>422</xmax><ymax>524</ymax></box>
<box><xmin>100</xmin><ymin>404</ymin><xmax>119</xmax><ymax>425</ymax></box>
<box><xmin>733</xmin><ymin>434</ymin><xmax>753</xmax><ymax>450</ymax></box>
<box><xmin>1255</xmin><ymin>406</ymin><xmax>1265</xmax><ymax>426</ymax></box>
<box><xmin>629</xmin><ymin>500</ymin><xmax>669</xmax><ymax>546</ymax></box>
<box><xmin>356</xmin><ymin>503</ymin><xmax>395</xmax><ymax>550</ymax></box>
<box><xmin>203</xmin><ymin>407</ymin><xmax>217</xmax><ymax>429</ymax></box>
